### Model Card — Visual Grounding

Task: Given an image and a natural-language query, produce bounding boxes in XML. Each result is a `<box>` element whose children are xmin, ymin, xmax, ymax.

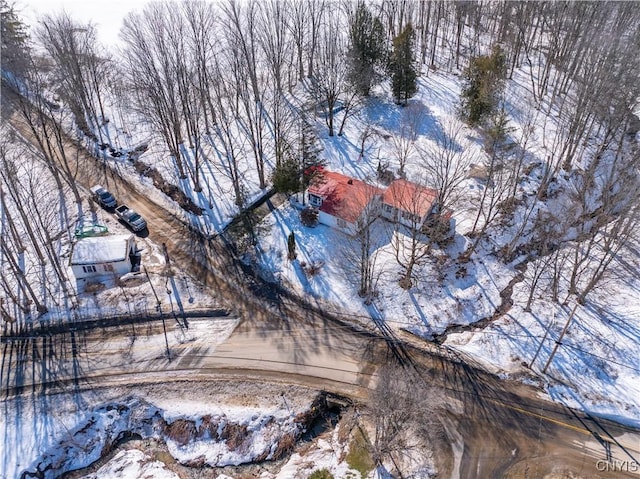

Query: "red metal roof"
<box><xmin>308</xmin><ymin>171</ymin><xmax>383</xmax><ymax>223</ymax></box>
<box><xmin>382</xmin><ymin>178</ymin><xmax>438</xmax><ymax>218</ymax></box>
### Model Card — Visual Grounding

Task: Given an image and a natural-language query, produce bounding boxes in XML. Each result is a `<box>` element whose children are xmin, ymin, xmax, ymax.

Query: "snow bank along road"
<box><xmin>2</xmin><ymin>84</ymin><xmax>640</xmax><ymax>478</ymax></box>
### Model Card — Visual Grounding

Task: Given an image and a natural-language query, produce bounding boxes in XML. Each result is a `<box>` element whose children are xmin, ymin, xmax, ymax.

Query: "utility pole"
<box><xmin>542</xmin><ymin>303</ymin><xmax>579</xmax><ymax>374</ymax></box>
<box><xmin>143</xmin><ymin>265</ymin><xmax>170</xmax><ymax>360</ymax></box>
<box><xmin>530</xmin><ymin>310</ymin><xmax>555</xmax><ymax>370</ymax></box>
<box><xmin>162</xmin><ymin>243</ymin><xmax>173</xmax><ymax>277</ymax></box>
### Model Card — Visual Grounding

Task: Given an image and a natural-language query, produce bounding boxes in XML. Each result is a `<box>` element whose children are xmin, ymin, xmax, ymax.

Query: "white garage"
<box><xmin>70</xmin><ymin>234</ymin><xmax>138</xmax><ymax>280</ymax></box>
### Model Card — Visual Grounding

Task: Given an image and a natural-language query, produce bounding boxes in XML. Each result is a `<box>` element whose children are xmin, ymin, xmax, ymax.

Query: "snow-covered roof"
<box><xmin>70</xmin><ymin>234</ymin><xmax>133</xmax><ymax>265</ymax></box>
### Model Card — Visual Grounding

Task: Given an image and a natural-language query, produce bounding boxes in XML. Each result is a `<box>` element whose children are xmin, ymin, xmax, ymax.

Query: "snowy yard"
<box><xmin>253</xmin><ymin>202</ymin><xmax>507</xmax><ymax>337</ymax></box>
<box><xmin>248</xmin><ymin>70</ymin><xmax>640</xmax><ymax>428</ymax></box>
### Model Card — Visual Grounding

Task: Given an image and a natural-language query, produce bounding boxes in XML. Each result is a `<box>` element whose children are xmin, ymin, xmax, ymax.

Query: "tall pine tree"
<box><xmin>458</xmin><ymin>46</ymin><xmax>507</xmax><ymax>127</ymax></box>
<box><xmin>388</xmin><ymin>24</ymin><xmax>418</xmax><ymax>106</ymax></box>
<box><xmin>347</xmin><ymin>2</ymin><xmax>387</xmax><ymax>96</ymax></box>
<box><xmin>271</xmin><ymin>119</ymin><xmax>324</xmax><ymax>197</ymax></box>
<box><xmin>1</xmin><ymin>0</ymin><xmax>31</xmax><ymax>79</ymax></box>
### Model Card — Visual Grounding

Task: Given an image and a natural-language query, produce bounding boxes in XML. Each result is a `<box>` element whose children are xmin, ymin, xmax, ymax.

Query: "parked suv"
<box><xmin>90</xmin><ymin>185</ymin><xmax>117</xmax><ymax>209</ymax></box>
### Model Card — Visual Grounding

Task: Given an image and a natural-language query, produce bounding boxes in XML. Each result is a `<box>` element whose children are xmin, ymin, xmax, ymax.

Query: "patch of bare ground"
<box><xmin>219</xmin><ymin>422</ymin><xmax>250</xmax><ymax>452</ymax></box>
<box><xmin>271</xmin><ymin>432</ymin><xmax>297</xmax><ymax>459</ymax></box>
<box><xmin>164</xmin><ymin>418</ymin><xmax>198</xmax><ymax>447</ymax></box>
<box><xmin>51</xmin><ymin>381</ymin><xmax>335</xmax><ymax>478</ymax></box>
<box><xmin>133</xmin><ymin>159</ymin><xmax>203</xmax><ymax>215</ymax></box>
<box><xmin>197</xmin><ymin>415</ymin><xmax>221</xmax><ymax>440</ymax></box>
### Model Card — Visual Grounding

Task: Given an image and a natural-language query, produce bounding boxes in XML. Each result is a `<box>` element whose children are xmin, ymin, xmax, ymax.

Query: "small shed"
<box><xmin>70</xmin><ymin>234</ymin><xmax>137</xmax><ymax>280</ymax></box>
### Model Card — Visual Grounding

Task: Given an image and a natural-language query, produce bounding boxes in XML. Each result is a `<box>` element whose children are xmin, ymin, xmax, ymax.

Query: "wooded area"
<box><xmin>1</xmin><ymin>0</ymin><xmax>639</xmax><ymax>324</ymax></box>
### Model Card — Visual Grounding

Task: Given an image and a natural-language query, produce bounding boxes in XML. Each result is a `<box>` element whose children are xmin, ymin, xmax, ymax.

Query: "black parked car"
<box><xmin>90</xmin><ymin>185</ymin><xmax>117</xmax><ymax>209</ymax></box>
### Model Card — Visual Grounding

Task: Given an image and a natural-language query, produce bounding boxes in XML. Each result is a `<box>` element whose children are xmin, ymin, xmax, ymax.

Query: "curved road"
<box><xmin>2</xmin><ymin>84</ymin><xmax>639</xmax><ymax>478</ymax></box>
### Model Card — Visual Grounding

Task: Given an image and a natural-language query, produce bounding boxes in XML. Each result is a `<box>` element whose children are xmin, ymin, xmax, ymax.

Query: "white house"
<box><xmin>303</xmin><ymin>170</ymin><xmax>454</xmax><ymax>236</ymax></box>
<box><xmin>70</xmin><ymin>234</ymin><xmax>138</xmax><ymax>280</ymax></box>
<box><xmin>307</xmin><ymin>170</ymin><xmax>383</xmax><ymax>234</ymax></box>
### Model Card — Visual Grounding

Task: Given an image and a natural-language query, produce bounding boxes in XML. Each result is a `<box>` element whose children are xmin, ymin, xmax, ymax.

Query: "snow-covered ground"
<box><xmin>81</xmin><ymin>449</ymin><xmax>180</xmax><ymax>479</ymax></box>
<box><xmin>249</xmin><ymin>70</ymin><xmax>640</xmax><ymax>428</ymax></box>
<box><xmin>448</xmin><ymin>270</ymin><xmax>640</xmax><ymax>426</ymax></box>
<box><xmin>0</xmin><ymin>319</ymin><xmax>240</xmax><ymax>478</ymax></box>
<box><xmin>0</xmin><ymin>380</ymin><xmax>328</xmax><ymax>479</ymax></box>
<box><xmin>70</xmin><ymin>207</ymin><xmax>224</xmax><ymax>320</ymax></box>
<box><xmin>5</xmin><ymin>3</ymin><xmax>639</xmax><ymax>476</ymax></box>
<box><xmin>83</xmin><ymin>419</ymin><xmax>364</xmax><ymax>479</ymax></box>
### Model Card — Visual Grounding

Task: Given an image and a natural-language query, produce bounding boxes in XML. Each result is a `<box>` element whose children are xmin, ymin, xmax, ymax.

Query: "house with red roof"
<box><xmin>305</xmin><ymin>170</ymin><xmax>449</xmax><ymax>235</ymax></box>
<box><xmin>381</xmin><ymin>178</ymin><xmax>440</xmax><ymax>229</ymax></box>
<box><xmin>307</xmin><ymin>171</ymin><xmax>383</xmax><ymax>234</ymax></box>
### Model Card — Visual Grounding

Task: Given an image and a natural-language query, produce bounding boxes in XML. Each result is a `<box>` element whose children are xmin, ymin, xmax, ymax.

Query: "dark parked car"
<box><xmin>90</xmin><ymin>185</ymin><xmax>117</xmax><ymax>209</ymax></box>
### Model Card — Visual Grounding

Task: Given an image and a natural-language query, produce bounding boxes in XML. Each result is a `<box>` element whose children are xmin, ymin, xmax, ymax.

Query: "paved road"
<box><xmin>2</xmin><ymin>83</ymin><xmax>640</xmax><ymax>478</ymax></box>
<box><xmin>3</xmin><ymin>315</ymin><xmax>639</xmax><ymax>478</ymax></box>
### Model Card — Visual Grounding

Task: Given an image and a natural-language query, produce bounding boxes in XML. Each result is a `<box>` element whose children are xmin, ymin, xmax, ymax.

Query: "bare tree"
<box><xmin>339</xmin><ymin>181</ymin><xmax>385</xmax><ymax>303</ymax></box>
<box><xmin>0</xmin><ymin>182</ymin><xmax>48</xmax><ymax>319</ymax></box>
<box><xmin>221</xmin><ymin>0</ymin><xmax>262</xmax><ymax>102</ymax></box>
<box><xmin>311</xmin><ymin>10</ymin><xmax>348</xmax><ymax>137</ymax></box>
<box><xmin>390</xmin><ymin>103</ymin><xmax>424</xmax><ymax>177</ymax></box>
<box><xmin>183</xmin><ymin>0</ymin><xmax>218</xmax><ymax>137</ymax></box>
<box><xmin>305</xmin><ymin>0</ymin><xmax>326</xmax><ymax>79</ymax></box>
<box><xmin>385</xmin><ymin>178</ymin><xmax>439</xmax><ymax>289</ymax></box>
<box><xmin>418</xmin><ymin>117</ymin><xmax>476</xmax><ymax>218</ymax></box>
<box><xmin>358</xmin><ymin>120</ymin><xmax>377</xmax><ymax>161</ymax></box>
<box><xmin>36</xmin><ymin>13</ymin><xmax>111</xmax><ymax>143</ymax></box>
<box><xmin>121</xmin><ymin>2</ymin><xmax>188</xmax><ymax>179</ymax></box>
<box><xmin>368</xmin><ymin>364</ymin><xmax>445</xmax><ymax>476</ymax></box>
<box><xmin>8</xmin><ymin>59</ymin><xmax>84</xmax><ymax>217</ymax></box>
<box><xmin>562</xmin><ymin>136</ymin><xmax>640</xmax><ymax>303</ymax></box>
<box><xmin>469</xmin><ymin>110</ymin><xmax>517</xmax><ymax>249</ymax></box>
<box><xmin>286</xmin><ymin>0</ymin><xmax>308</xmax><ymax>83</ymax></box>
<box><xmin>209</xmin><ymin>53</ymin><xmax>247</xmax><ymax>208</ymax></box>
<box><xmin>0</xmin><ymin>136</ymin><xmax>82</xmax><ymax>320</ymax></box>
<box><xmin>258</xmin><ymin>0</ymin><xmax>291</xmax><ymax>95</ymax></box>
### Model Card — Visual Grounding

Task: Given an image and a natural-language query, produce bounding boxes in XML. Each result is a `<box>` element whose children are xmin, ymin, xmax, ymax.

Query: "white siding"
<box><xmin>317</xmin><ymin>210</ymin><xmax>338</xmax><ymax>228</ymax></box>
<box><xmin>317</xmin><ymin>211</ymin><xmax>356</xmax><ymax>235</ymax></box>
<box><xmin>71</xmin><ymin>259</ymin><xmax>132</xmax><ymax>280</ymax></box>
<box><xmin>397</xmin><ymin>211</ymin><xmax>427</xmax><ymax>229</ymax></box>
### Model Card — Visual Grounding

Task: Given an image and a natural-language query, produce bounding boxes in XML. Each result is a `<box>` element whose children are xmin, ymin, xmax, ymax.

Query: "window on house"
<box><xmin>82</xmin><ymin>265</ymin><xmax>97</xmax><ymax>273</ymax></box>
<box><xmin>383</xmin><ymin>203</ymin><xmax>393</xmax><ymax>214</ymax></box>
<box><xmin>401</xmin><ymin>211</ymin><xmax>420</xmax><ymax>223</ymax></box>
<box><xmin>104</xmin><ymin>264</ymin><xmax>114</xmax><ymax>272</ymax></box>
<box><xmin>337</xmin><ymin>218</ymin><xmax>348</xmax><ymax>228</ymax></box>
<box><xmin>308</xmin><ymin>193</ymin><xmax>322</xmax><ymax>206</ymax></box>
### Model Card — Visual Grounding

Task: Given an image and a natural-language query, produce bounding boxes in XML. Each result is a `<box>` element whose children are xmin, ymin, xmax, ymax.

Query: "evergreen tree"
<box><xmin>287</xmin><ymin>231</ymin><xmax>297</xmax><ymax>260</ymax></box>
<box><xmin>1</xmin><ymin>0</ymin><xmax>31</xmax><ymax>79</ymax></box>
<box><xmin>271</xmin><ymin>155</ymin><xmax>302</xmax><ymax>195</ymax></box>
<box><xmin>271</xmin><ymin>119</ymin><xmax>324</xmax><ymax>197</ymax></box>
<box><xmin>347</xmin><ymin>2</ymin><xmax>387</xmax><ymax>96</ymax></box>
<box><xmin>484</xmin><ymin>106</ymin><xmax>515</xmax><ymax>156</ymax></box>
<box><xmin>459</xmin><ymin>45</ymin><xmax>507</xmax><ymax>127</ymax></box>
<box><xmin>388</xmin><ymin>24</ymin><xmax>418</xmax><ymax>106</ymax></box>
